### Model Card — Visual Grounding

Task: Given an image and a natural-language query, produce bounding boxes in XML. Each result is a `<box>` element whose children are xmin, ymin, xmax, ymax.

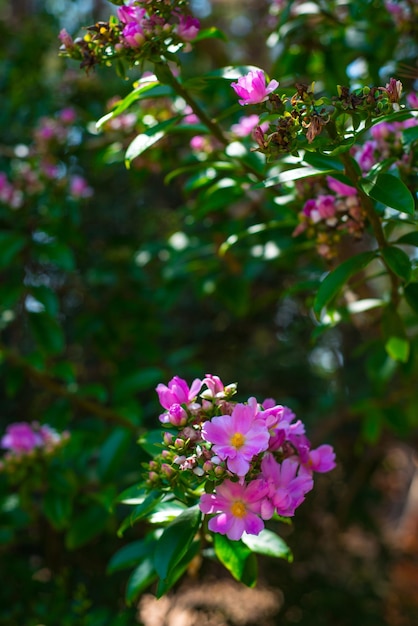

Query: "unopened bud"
<box><xmin>214</xmin><ymin>465</ymin><xmax>225</xmax><ymax>477</ymax></box>
<box><xmin>161</xmin><ymin>463</ymin><xmax>175</xmax><ymax>478</ymax></box>
<box><xmin>163</xmin><ymin>432</ymin><xmax>173</xmax><ymax>446</ymax></box>
<box><xmin>168</xmin><ymin>403</ymin><xmax>188</xmax><ymax>427</ymax></box>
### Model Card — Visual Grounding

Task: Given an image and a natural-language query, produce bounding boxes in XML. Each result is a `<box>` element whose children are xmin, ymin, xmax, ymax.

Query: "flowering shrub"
<box><xmin>112</xmin><ymin>374</ymin><xmax>335</xmax><ymax>592</ymax></box>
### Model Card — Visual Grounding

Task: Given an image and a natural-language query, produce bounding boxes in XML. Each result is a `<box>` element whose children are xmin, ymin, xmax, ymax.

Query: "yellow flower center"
<box><xmin>230</xmin><ymin>432</ymin><xmax>245</xmax><ymax>449</ymax></box>
<box><xmin>231</xmin><ymin>500</ymin><xmax>247</xmax><ymax>518</ymax></box>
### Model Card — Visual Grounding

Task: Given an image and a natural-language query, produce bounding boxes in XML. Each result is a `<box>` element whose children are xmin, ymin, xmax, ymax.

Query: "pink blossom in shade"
<box><xmin>117</xmin><ymin>5</ymin><xmax>146</xmax><ymax>24</ymax></box>
<box><xmin>176</xmin><ymin>15</ymin><xmax>200</xmax><ymax>41</ymax></box>
<box><xmin>58</xmin><ymin>29</ymin><xmax>74</xmax><ymax>49</ymax></box>
<box><xmin>231</xmin><ymin>70</ymin><xmax>279</xmax><ymax>106</ymax></box>
<box><xmin>355</xmin><ymin>140</ymin><xmax>377</xmax><ymax>172</ymax></box>
<box><xmin>316</xmin><ymin>195</ymin><xmax>337</xmax><ymax>220</ymax></box>
<box><xmin>260</xmin><ymin>454</ymin><xmax>314</xmax><ymax>518</ymax></box>
<box><xmin>190</xmin><ymin>135</ymin><xmax>206</xmax><ymax>151</ymax></box>
<box><xmin>122</xmin><ymin>22</ymin><xmax>145</xmax><ymax>47</ymax></box>
<box><xmin>201</xmin><ymin>402</ymin><xmax>270</xmax><ymax>477</ymax></box>
<box><xmin>301</xmin><ymin>444</ymin><xmax>336</xmax><ymax>473</ymax></box>
<box><xmin>231</xmin><ymin>115</ymin><xmax>269</xmax><ymax>138</ymax></box>
<box><xmin>59</xmin><ymin>107</ymin><xmax>77</xmax><ymax>124</ymax></box>
<box><xmin>1</xmin><ymin>423</ymin><xmax>42</xmax><ymax>453</ymax></box>
<box><xmin>407</xmin><ymin>93</ymin><xmax>418</xmax><ymax>109</ymax></box>
<box><xmin>326</xmin><ymin>176</ymin><xmax>357</xmax><ymax>197</ymax></box>
<box><xmin>302</xmin><ymin>198</ymin><xmax>317</xmax><ymax>218</ymax></box>
<box><xmin>199</xmin><ymin>479</ymin><xmax>268</xmax><ymax>540</ymax></box>
<box><xmin>69</xmin><ymin>175</ymin><xmax>93</xmax><ymax>199</ymax></box>
<box><xmin>156</xmin><ymin>376</ymin><xmax>202</xmax><ymax>411</ymax></box>
<box><xmin>166</xmin><ymin>403</ymin><xmax>188</xmax><ymax>427</ymax></box>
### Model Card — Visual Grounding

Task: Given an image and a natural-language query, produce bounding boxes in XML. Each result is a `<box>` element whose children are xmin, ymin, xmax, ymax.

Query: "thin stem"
<box><xmin>161</xmin><ymin>63</ymin><xmax>266</xmax><ymax>182</ymax></box>
<box><xmin>2</xmin><ymin>346</ymin><xmax>138</xmax><ymax>433</ymax></box>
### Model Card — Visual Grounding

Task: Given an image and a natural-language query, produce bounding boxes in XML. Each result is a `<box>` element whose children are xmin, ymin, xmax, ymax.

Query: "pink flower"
<box><xmin>58</xmin><ymin>29</ymin><xmax>74</xmax><ymax>50</ymax></box>
<box><xmin>355</xmin><ymin>140</ymin><xmax>376</xmax><ymax>171</ymax></box>
<box><xmin>201</xmin><ymin>374</ymin><xmax>225</xmax><ymax>398</ymax></box>
<box><xmin>59</xmin><ymin>107</ymin><xmax>77</xmax><ymax>124</ymax></box>
<box><xmin>301</xmin><ymin>444</ymin><xmax>336</xmax><ymax>473</ymax></box>
<box><xmin>156</xmin><ymin>376</ymin><xmax>202</xmax><ymax>410</ymax></box>
<box><xmin>1</xmin><ymin>423</ymin><xmax>42</xmax><ymax>453</ymax></box>
<box><xmin>231</xmin><ymin>115</ymin><xmax>268</xmax><ymax>137</ymax></box>
<box><xmin>316</xmin><ymin>195</ymin><xmax>337</xmax><ymax>220</ymax></box>
<box><xmin>176</xmin><ymin>15</ymin><xmax>200</xmax><ymax>41</ymax></box>
<box><xmin>69</xmin><ymin>175</ymin><xmax>93</xmax><ymax>199</ymax></box>
<box><xmin>407</xmin><ymin>93</ymin><xmax>418</xmax><ymax>109</ymax></box>
<box><xmin>202</xmin><ymin>401</ymin><xmax>270</xmax><ymax>476</ymax></box>
<box><xmin>117</xmin><ymin>5</ymin><xmax>146</xmax><ymax>24</ymax></box>
<box><xmin>122</xmin><ymin>22</ymin><xmax>145</xmax><ymax>47</ymax></box>
<box><xmin>199</xmin><ymin>479</ymin><xmax>267</xmax><ymax>540</ymax></box>
<box><xmin>326</xmin><ymin>176</ymin><xmax>357</xmax><ymax>197</ymax></box>
<box><xmin>260</xmin><ymin>454</ymin><xmax>314</xmax><ymax>517</ymax></box>
<box><xmin>231</xmin><ymin>70</ymin><xmax>279</xmax><ymax>106</ymax></box>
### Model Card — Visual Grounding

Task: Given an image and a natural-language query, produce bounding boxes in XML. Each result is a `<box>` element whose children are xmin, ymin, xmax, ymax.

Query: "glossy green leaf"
<box><xmin>155</xmin><ymin>540</ymin><xmax>200</xmax><ymax>598</ymax></box>
<box><xmin>125</xmin><ymin>558</ymin><xmax>157</xmax><ymax>605</ymax></box>
<box><xmin>362</xmin><ymin>173</ymin><xmax>415</xmax><ymax>215</ymax></box>
<box><xmin>242</xmin><ymin>529</ymin><xmax>293</xmax><ymax>561</ymax></box>
<box><xmin>213</xmin><ymin>533</ymin><xmax>252</xmax><ymax>582</ymax></box>
<box><xmin>396</xmin><ymin>231</ymin><xmax>418</xmax><ymax>247</ymax></box>
<box><xmin>137</xmin><ymin>429</ymin><xmax>163</xmax><ymax>457</ymax></box>
<box><xmin>381</xmin><ymin>246</ymin><xmax>412</xmax><ymax>282</ymax></box>
<box><xmin>96</xmin><ymin>83</ymin><xmax>172</xmax><ymax>128</ymax></box>
<box><xmin>313</xmin><ymin>251</ymin><xmax>376</xmax><ymax>315</ymax></box>
<box><xmin>118</xmin><ymin>490</ymin><xmax>162</xmax><ymax>536</ymax></box>
<box><xmin>153</xmin><ymin>505</ymin><xmax>201</xmax><ymax>581</ymax></box>
<box><xmin>194</xmin><ymin>26</ymin><xmax>227</xmax><ymax>42</ymax></box>
<box><xmin>255</xmin><ymin>166</ymin><xmax>336</xmax><ymax>189</ymax></box>
<box><xmin>302</xmin><ymin>151</ymin><xmax>345</xmax><ymax>171</ymax></box>
<box><xmin>125</xmin><ymin>118</ymin><xmax>179</xmax><ymax>165</ymax></box>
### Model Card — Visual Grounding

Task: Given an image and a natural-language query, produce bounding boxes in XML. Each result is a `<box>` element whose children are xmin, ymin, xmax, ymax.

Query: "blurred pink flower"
<box><xmin>176</xmin><ymin>15</ymin><xmax>200</xmax><ymax>41</ymax></box>
<box><xmin>199</xmin><ymin>478</ymin><xmax>267</xmax><ymax>540</ymax></box>
<box><xmin>301</xmin><ymin>444</ymin><xmax>336</xmax><ymax>473</ymax></box>
<box><xmin>1</xmin><ymin>423</ymin><xmax>42</xmax><ymax>453</ymax></box>
<box><xmin>122</xmin><ymin>22</ymin><xmax>145</xmax><ymax>47</ymax></box>
<box><xmin>231</xmin><ymin>114</ymin><xmax>269</xmax><ymax>137</ymax></box>
<box><xmin>69</xmin><ymin>175</ymin><xmax>93</xmax><ymax>199</ymax></box>
<box><xmin>231</xmin><ymin>70</ymin><xmax>279</xmax><ymax>106</ymax></box>
<box><xmin>326</xmin><ymin>176</ymin><xmax>357</xmax><ymax>197</ymax></box>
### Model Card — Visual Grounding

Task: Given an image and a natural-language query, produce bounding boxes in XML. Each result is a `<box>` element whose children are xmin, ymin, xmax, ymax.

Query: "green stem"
<box><xmin>160</xmin><ymin>62</ymin><xmax>265</xmax><ymax>182</ymax></box>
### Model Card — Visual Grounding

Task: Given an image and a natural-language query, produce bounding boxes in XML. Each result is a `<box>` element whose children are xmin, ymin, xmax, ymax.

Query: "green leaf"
<box><xmin>98</xmin><ymin>428</ymin><xmax>131</xmax><ymax>481</ymax></box>
<box><xmin>404</xmin><ymin>282</ymin><xmax>418</xmax><ymax>314</ymax></box>
<box><xmin>302</xmin><ymin>152</ymin><xmax>345</xmax><ymax>171</ymax></box>
<box><xmin>65</xmin><ymin>505</ymin><xmax>109</xmax><ymax>549</ymax></box>
<box><xmin>241</xmin><ymin>529</ymin><xmax>293</xmax><ymax>561</ymax></box>
<box><xmin>125</xmin><ymin>118</ymin><xmax>179</xmax><ymax>165</ymax></box>
<box><xmin>194</xmin><ymin>27</ymin><xmax>227</xmax><ymax>42</ymax></box>
<box><xmin>107</xmin><ymin>539</ymin><xmax>153</xmax><ymax>574</ymax></box>
<box><xmin>125</xmin><ymin>558</ymin><xmax>157</xmax><ymax>605</ymax></box>
<box><xmin>396</xmin><ymin>232</ymin><xmax>418</xmax><ymax>247</ymax></box>
<box><xmin>31</xmin><ymin>286</ymin><xmax>59</xmax><ymax>317</ymax></box>
<box><xmin>381</xmin><ymin>246</ymin><xmax>412</xmax><ymax>282</ymax></box>
<box><xmin>153</xmin><ymin>505</ymin><xmax>201</xmax><ymax>581</ymax></box>
<box><xmin>28</xmin><ymin>312</ymin><xmax>65</xmax><ymax>354</ymax></box>
<box><xmin>385</xmin><ymin>336</ymin><xmax>410</xmax><ymax>363</ymax></box>
<box><xmin>43</xmin><ymin>491</ymin><xmax>72</xmax><ymax>530</ymax></box>
<box><xmin>362</xmin><ymin>173</ymin><xmax>415</xmax><ymax>215</ymax></box>
<box><xmin>255</xmin><ymin>166</ymin><xmax>336</xmax><ymax>189</ymax></box>
<box><xmin>96</xmin><ymin>82</ymin><xmax>172</xmax><ymax>128</ymax></box>
<box><xmin>313</xmin><ymin>251</ymin><xmax>376</xmax><ymax>315</ymax></box>
<box><xmin>155</xmin><ymin>539</ymin><xmax>200</xmax><ymax>597</ymax></box>
<box><xmin>213</xmin><ymin>533</ymin><xmax>252</xmax><ymax>582</ymax></box>
<box><xmin>0</xmin><ymin>232</ymin><xmax>25</xmax><ymax>268</ymax></box>
<box><xmin>118</xmin><ymin>490</ymin><xmax>162</xmax><ymax>536</ymax></box>
<box><xmin>138</xmin><ymin>429</ymin><xmax>163</xmax><ymax>457</ymax></box>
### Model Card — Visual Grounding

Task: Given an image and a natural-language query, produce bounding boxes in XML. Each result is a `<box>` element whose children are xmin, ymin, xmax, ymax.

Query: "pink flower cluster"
<box><xmin>153</xmin><ymin>375</ymin><xmax>335</xmax><ymax>541</ymax></box>
<box><xmin>117</xmin><ymin>1</ymin><xmax>200</xmax><ymax>49</ymax></box>
<box><xmin>231</xmin><ymin>69</ymin><xmax>279</xmax><ymax>106</ymax></box>
<box><xmin>1</xmin><ymin>422</ymin><xmax>68</xmax><ymax>456</ymax></box>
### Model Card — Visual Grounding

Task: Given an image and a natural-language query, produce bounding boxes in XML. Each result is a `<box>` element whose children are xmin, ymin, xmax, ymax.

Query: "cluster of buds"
<box><xmin>230</xmin><ymin>70</ymin><xmax>408</xmax><ymax>159</ymax></box>
<box><xmin>144</xmin><ymin>374</ymin><xmax>335</xmax><ymax>541</ymax></box>
<box><xmin>0</xmin><ymin>421</ymin><xmax>70</xmax><ymax>474</ymax></box>
<box><xmin>0</xmin><ymin>107</ymin><xmax>92</xmax><ymax>211</ymax></box>
<box><xmin>58</xmin><ymin>0</ymin><xmax>200</xmax><ymax>71</ymax></box>
<box><xmin>293</xmin><ymin>176</ymin><xmax>365</xmax><ymax>259</ymax></box>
